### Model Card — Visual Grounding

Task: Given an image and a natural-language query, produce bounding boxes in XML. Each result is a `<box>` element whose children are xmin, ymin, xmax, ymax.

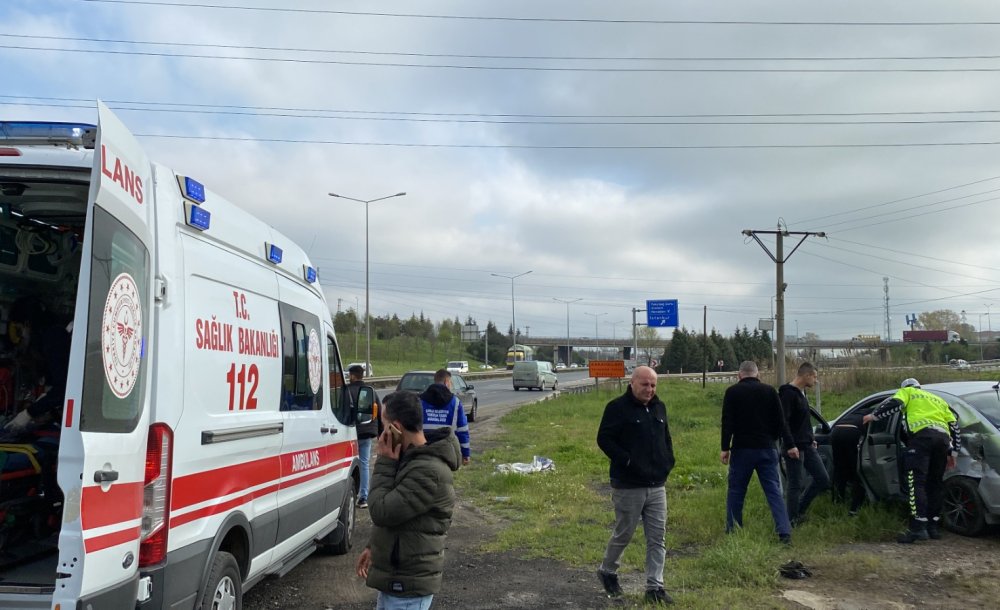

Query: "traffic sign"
<box><xmin>589</xmin><ymin>360</ymin><xmax>626</xmax><ymax>378</ymax></box>
<box><xmin>646</xmin><ymin>299</ymin><xmax>678</xmax><ymax>327</ymax></box>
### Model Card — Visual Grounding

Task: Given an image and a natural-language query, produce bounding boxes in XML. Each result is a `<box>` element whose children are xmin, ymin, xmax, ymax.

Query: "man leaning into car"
<box><xmin>864</xmin><ymin>378</ymin><xmax>960</xmax><ymax>543</ymax></box>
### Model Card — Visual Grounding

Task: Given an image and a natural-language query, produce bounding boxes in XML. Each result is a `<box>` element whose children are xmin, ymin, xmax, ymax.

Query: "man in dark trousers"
<box><xmin>596</xmin><ymin>366</ymin><xmax>675</xmax><ymax>605</ymax></box>
<box><xmin>864</xmin><ymin>378</ymin><xmax>960</xmax><ymax>543</ymax></box>
<box><xmin>779</xmin><ymin>362</ymin><xmax>830</xmax><ymax>526</ymax></box>
<box><xmin>347</xmin><ymin>364</ymin><xmax>382</xmax><ymax>508</ymax></box>
<box><xmin>721</xmin><ymin>361</ymin><xmax>798</xmax><ymax>543</ymax></box>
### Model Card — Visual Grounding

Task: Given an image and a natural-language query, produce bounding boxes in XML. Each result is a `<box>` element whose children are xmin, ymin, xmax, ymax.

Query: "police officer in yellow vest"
<box><xmin>863</xmin><ymin>378</ymin><xmax>960</xmax><ymax>543</ymax></box>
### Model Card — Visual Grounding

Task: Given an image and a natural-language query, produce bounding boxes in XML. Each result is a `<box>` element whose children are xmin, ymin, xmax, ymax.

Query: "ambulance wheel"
<box><xmin>200</xmin><ymin>551</ymin><xmax>242</xmax><ymax>610</ymax></box>
<box><xmin>329</xmin><ymin>484</ymin><xmax>356</xmax><ymax>555</ymax></box>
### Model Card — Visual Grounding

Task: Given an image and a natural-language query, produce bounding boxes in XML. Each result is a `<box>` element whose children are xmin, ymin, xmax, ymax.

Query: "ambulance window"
<box><xmin>278</xmin><ymin>303</ymin><xmax>321</xmax><ymax>411</ymax></box>
<box><xmin>328</xmin><ymin>334</ymin><xmax>351</xmax><ymax>425</ymax></box>
<box><xmin>80</xmin><ymin>206</ymin><xmax>149</xmax><ymax>432</ymax></box>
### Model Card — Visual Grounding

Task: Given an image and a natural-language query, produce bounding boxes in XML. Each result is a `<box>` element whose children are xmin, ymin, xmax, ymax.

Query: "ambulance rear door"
<box><xmin>53</xmin><ymin>101</ymin><xmax>155</xmax><ymax>608</ymax></box>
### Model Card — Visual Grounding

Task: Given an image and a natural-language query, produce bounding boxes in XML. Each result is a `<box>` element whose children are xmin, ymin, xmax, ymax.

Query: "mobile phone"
<box><xmin>388</xmin><ymin>423</ymin><xmax>403</xmax><ymax>449</ymax></box>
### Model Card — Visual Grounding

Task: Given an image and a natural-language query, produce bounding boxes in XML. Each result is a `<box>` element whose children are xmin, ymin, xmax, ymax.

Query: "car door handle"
<box><xmin>94</xmin><ymin>469</ymin><xmax>119</xmax><ymax>483</ymax></box>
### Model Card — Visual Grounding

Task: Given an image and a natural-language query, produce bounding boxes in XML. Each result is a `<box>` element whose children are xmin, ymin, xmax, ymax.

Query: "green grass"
<box><xmin>338</xmin><ymin>335</ymin><xmax>485</xmax><ymax>376</ymax></box>
<box><xmin>457</xmin><ymin>379</ymin><xmax>929</xmax><ymax>608</ymax></box>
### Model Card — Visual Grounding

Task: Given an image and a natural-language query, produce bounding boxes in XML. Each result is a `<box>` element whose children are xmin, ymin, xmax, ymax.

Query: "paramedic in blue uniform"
<box><xmin>418</xmin><ymin>369</ymin><xmax>470</xmax><ymax>465</ymax></box>
<box><xmin>4</xmin><ymin>297</ymin><xmax>71</xmax><ymax>433</ymax></box>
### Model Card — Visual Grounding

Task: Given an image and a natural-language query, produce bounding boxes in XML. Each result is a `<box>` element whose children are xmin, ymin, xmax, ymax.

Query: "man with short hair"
<box><xmin>721</xmin><ymin>361</ymin><xmax>798</xmax><ymax>544</ymax></box>
<box><xmin>419</xmin><ymin>369</ymin><xmax>470</xmax><ymax>465</ymax></box>
<box><xmin>348</xmin><ymin>364</ymin><xmax>382</xmax><ymax>509</ymax></box>
<box><xmin>596</xmin><ymin>366</ymin><xmax>676</xmax><ymax>605</ymax></box>
<box><xmin>779</xmin><ymin>362</ymin><xmax>830</xmax><ymax>525</ymax></box>
<box><xmin>863</xmin><ymin>378</ymin><xmax>960</xmax><ymax>543</ymax></box>
<box><xmin>355</xmin><ymin>391</ymin><xmax>461</xmax><ymax>609</ymax></box>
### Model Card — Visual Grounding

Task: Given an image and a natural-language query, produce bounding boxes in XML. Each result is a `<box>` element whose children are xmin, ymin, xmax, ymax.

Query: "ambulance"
<box><xmin>0</xmin><ymin>102</ymin><xmax>367</xmax><ymax>609</ymax></box>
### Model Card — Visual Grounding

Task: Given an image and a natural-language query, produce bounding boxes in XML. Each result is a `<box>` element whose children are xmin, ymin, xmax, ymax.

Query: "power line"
<box><xmin>13</xmin><ymin>33</ymin><xmax>1000</xmax><ymax>64</ymax></box>
<box><xmin>10</xmin><ymin>94</ymin><xmax>1000</xmax><ymax>121</ymax></box>
<box><xmin>820</xmin><ymin>186</ymin><xmax>1000</xmax><ymax>230</ymax></box>
<box><xmin>829</xmin><ymin>236</ymin><xmax>1000</xmax><ymax>273</ymax></box>
<box><xmin>806</xmin><ymin>240</ymin><xmax>999</xmax><ymax>284</ymax></box>
<box><xmin>15</xmin><ymin>44</ymin><xmax>1000</xmax><ymax>72</ymax></box>
<box><xmin>833</xmin><ymin>193</ymin><xmax>1000</xmax><ymax>233</ymax></box>
<box><xmin>73</xmin><ymin>1</ymin><xmax>1000</xmax><ymax>27</ymax></box>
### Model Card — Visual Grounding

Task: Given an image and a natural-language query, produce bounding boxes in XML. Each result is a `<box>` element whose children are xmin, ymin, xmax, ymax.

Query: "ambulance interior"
<box><xmin>0</xmin><ymin>161</ymin><xmax>87</xmax><ymax>584</ymax></box>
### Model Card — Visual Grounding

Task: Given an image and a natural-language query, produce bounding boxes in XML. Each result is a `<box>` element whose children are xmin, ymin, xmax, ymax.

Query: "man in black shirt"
<box><xmin>779</xmin><ymin>362</ymin><xmax>830</xmax><ymax>525</ymax></box>
<box><xmin>721</xmin><ymin>361</ymin><xmax>797</xmax><ymax>543</ymax></box>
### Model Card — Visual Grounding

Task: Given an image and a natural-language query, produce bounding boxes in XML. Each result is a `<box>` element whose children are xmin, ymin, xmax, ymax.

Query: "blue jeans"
<box><xmin>726</xmin><ymin>447</ymin><xmax>791</xmax><ymax>537</ymax></box>
<box><xmin>599</xmin><ymin>486</ymin><xmax>667</xmax><ymax>590</ymax></box>
<box><xmin>358</xmin><ymin>437</ymin><xmax>373</xmax><ymax>501</ymax></box>
<box><xmin>785</xmin><ymin>445</ymin><xmax>831</xmax><ymax>521</ymax></box>
<box><xmin>376</xmin><ymin>592</ymin><xmax>434</xmax><ymax>609</ymax></box>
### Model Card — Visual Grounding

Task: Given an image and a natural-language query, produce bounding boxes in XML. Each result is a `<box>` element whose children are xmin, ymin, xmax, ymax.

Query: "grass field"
<box><xmin>457</xmin><ymin>369</ymin><xmax>968</xmax><ymax>608</ymax></box>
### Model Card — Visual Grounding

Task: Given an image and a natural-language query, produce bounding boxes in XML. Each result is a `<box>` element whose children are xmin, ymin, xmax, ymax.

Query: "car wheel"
<box><xmin>325</xmin><ymin>480</ymin><xmax>357</xmax><ymax>554</ymax></box>
<box><xmin>943</xmin><ymin>476</ymin><xmax>987</xmax><ymax>536</ymax></box>
<box><xmin>513</xmin><ymin>386</ymin><xmax>519</xmax><ymax>391</ymax></box>
<box><xmin>198</xmin><ymin>551</ymin><xmax>242</xmax><ymax>610</ymax></box>
<box><xmin>540</xmin><ymin>380</ymin><xmax>546</xmax><ymax>391</ymax></box>
<box><xmin>553</xmin><ymin>380</ymin><xmax>558</xmax><ymax>391</ymax></box>
<box><xmin>468</xmin><ymin>401</ymin><xmax>477</xmax><ymax>423</ymax></box>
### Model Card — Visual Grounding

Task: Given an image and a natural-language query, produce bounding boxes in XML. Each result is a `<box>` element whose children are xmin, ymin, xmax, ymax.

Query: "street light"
<box><xmin>491</xmin><ymin>270</ymin><xmax>532</xmax><ymax>357</ymax></box>
<box><xmin>329</xmin><ymin>190</ymin><xmax>407</xmax><ymax>375</ymax></box>
<box><xmin>584</xmin><ymin>312</ymin><xmax>607</xmax><ymax>354</ymax></box>
<box><xmin>553</xmin><ymin>297</ymin><xmax>582</xmax><ymax>365</ymax></box>
<box><xmin>606</xmin><ymin>320</ymin><xmax>624</xmax><ymax>357</ymax></box>
<box><xmin>987</xmin><ymin>304</ymin><xmax>994</xmax><ymax>359</ymax></box>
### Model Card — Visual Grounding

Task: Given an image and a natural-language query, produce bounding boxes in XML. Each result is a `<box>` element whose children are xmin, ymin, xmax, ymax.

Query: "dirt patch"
<box><xmin>779</xmin><ymin>535</ymin><xmax>1000</xmax><ymax>610</ymax></box>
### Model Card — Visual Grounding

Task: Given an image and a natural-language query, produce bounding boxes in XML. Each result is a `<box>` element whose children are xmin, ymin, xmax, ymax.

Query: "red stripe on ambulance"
<box><xmin>81</xmin><ymin>481</ymin><xmax>143</xmax><ymax>530</ymax></box>
<box><xmin>84</xmin><ymin>526</ymin><xmax>142</xmax><ymax>553</ymax></box>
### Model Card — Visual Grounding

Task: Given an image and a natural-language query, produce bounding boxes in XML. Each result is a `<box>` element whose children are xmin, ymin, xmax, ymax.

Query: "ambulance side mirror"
<box><xmin>356</xmin><ymin>385</ymin><xmax>376</xmax><ymax>426</ymax></box>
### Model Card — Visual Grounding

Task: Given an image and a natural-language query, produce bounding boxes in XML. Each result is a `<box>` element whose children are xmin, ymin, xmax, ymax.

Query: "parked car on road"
<box><xmin>396</xmin><ymin>370</ymin><xmax>478</xmax><ymax>422</ymax></box>
<box><xmin>512</xmin><ymin>361</ymin><xmax>558</xmax><ymax>391</ymax></box>
<box><xmin>446</xmin><ymin>360</ymin><xmax>469</xmax><ymax>374</ymax></box>
<box><xmin>950</xmin><ymin>359</ymin><xmax>971</xmax><ymax>370</ymax></box>
<box><xmin>347</xmin><ymin>361</ymin><xmax>374</xmax><ymax>377</ymax></box>
<box><xmin>813</xmin><ymin>381</ymin><xmax>1000</xmax><ymax>536</ymax></box>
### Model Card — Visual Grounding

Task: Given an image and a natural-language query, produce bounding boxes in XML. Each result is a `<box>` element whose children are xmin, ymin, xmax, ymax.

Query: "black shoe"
<box><xmin>927</xmin><ymin>522</ymin><xmax>942</xmax><ymax>540</ymax></box>
<box><xmin>356</xmin><ymin>498</ymin><xmax>368</xmax><ymax>509</ymax></box>
<box><xmin>597</xmin><ymin>570</ymin><xmax>623</xmax><ymax>598</ymax></box>
<box><xmin>790</xmin><ymin>514</ymin><xmax>807</xmax><ymax>528</ymax></box>
<box><xmin>779</xmin><ymin>534</ymin><xmax>792</xmax><ymax>545</ymax></box>
<box><xmin>897</xmin><ymin>527</ymin><xmax>929</xmax><ymax>543</ymax></box>
<box><xmin>645</xmin><ymin>588</ymin><xmax>674</xmax><ymax>605</ymax></box>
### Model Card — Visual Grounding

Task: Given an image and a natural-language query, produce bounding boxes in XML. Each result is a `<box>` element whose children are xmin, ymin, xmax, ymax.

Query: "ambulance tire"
<box><xmin>199</xmin><ymin>551</ymin><xmax>242</xmax><ymax>610</ymax></box>
<box><xmin>328</xmin><ymin>484</ymin><xmax>357</xmax><ymax>555</ymax></box>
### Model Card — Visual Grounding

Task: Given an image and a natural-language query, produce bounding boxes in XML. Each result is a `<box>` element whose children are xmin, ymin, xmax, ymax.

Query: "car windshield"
<box><xmin>399</xmin><ymin>373</ymin><xmax>434</xmax><ymax>392</ymax></box>
<box><xmin>448</xmin><ymin>362</ymin><xmax>462</xmax><ymax>367</ymax></box>
<box><xmin>957</xmin><ymin>390</ymin><xmax>1000</xmax><ymax>428</ymax></box>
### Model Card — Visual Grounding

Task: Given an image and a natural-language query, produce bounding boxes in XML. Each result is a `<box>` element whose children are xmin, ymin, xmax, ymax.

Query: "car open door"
<box><xmin>859</xmin><ymin>408</ymin><xmax>904</xmax><ymax>501</ymax></box>
<box><xmin>53</xmin><ymin>102</ymin><xmax>155</xmax><ymax>608</ymax></box>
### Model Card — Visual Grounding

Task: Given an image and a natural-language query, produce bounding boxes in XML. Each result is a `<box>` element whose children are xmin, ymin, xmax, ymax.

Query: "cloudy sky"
<box><xmin>6</xmin><ymin>0</ymin><xmax>1000</xmax><ymax>342</ymax></box>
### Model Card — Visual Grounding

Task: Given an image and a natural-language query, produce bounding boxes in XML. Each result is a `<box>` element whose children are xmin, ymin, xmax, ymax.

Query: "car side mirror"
<box><xmin>356</xmin><ymin>385</ymin><xmax>376</xmax><ymax>425</ymax></box>
<box><xmin>466</xmin><ymin>384</ymin><xmax>474</xmax><ymax>390</ymax></box>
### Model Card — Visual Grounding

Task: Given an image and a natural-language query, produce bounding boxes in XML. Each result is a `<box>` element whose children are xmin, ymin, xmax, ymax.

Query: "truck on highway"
<box><xmin>902</xmin><ymin>329</ymin><xmax>960</xmax><ymax>343</ymax></box>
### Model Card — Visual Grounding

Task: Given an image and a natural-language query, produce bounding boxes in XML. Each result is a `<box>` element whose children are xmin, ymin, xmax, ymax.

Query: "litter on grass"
<box><xmin>495</xmin><ymin>456</ymin><xmax>555</xmax><ymax>474</ymax></box>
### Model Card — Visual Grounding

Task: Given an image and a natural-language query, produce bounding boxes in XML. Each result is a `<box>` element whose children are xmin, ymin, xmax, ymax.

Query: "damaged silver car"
<box><xmin>814</xmin><ymin>381</ymin><xmax>1000</xmax><ymax>536</ymax></box>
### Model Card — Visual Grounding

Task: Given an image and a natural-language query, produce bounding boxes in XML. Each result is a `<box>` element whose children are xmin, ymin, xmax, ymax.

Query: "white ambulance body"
<box><xmin>0</xmin><ymin>103</ymin><xmax>361</xmax><ymax>609</ymax></box>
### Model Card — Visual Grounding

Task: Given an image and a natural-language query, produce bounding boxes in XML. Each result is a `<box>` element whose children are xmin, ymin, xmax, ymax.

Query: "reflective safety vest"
<box><xmin>894</xmin><ymin>387</ymin><xmax>956</xmax><ymax>434</ymax></box>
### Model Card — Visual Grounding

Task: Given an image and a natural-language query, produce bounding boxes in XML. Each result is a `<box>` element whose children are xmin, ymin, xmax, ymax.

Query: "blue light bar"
<box><xmin>179</xmin><ymin>176</ymin><xmax>206</xmax><ymax>203</ymax></box>
<box><xmin>0</xmin><ymin>121</ymin><xmax>95</xmax><ymax>140</ymax></box>
<box><xmin>303</xmin><ymin>265</ymin><xmax>317</xmax><ymax>283</ymax></box>
<box><xmin>266</xmin><ymin>243</ymin><xmax>283</xmax><ymax>264</ymax></box>
<box><xmin>185</xmin><ymin>203</ymin><xmax>211</xmax><ymax>231</ymax></box>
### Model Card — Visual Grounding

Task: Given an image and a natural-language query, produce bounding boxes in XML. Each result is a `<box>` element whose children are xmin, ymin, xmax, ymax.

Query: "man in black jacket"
<box><xmin>596</xmin><ymin>366</ymin><xmax>675</xmax><ymax>605</ymax></box>
<box><xmin>348</xmin><ymin>365</ymin><xmax>382</xmax><ymax>508</ymax></box>
<box><xmin>721</xmin><ymin>361</ymin><xmax>798</xmax><ymax>543</ymax></box>
<box><xmin>779</xmin><ymin>362</ymin><xmax>830</xmax><ymax>525</ymax></box>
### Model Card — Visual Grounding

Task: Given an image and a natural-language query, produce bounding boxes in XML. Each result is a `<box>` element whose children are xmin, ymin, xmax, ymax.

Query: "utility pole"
<box><xmin>742</xmin><ymin>224</ymin><xmax>826</xmax><ymax>385</ymax></box>
<box><xmin>632</xmin><ymin>307</ymin><xmax>646</xmax><ymax>366</ymax></box>
<box><xmin>883</xmin><ymin>277</ymin><xmax>891</xmax><ymax>342</ymax></box>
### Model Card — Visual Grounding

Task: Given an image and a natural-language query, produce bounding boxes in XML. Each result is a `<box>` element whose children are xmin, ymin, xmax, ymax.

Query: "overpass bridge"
<box><xmin>520</xmin><ymin>336</ymin><xmax>911</xmax><ymax>350</ymax></box>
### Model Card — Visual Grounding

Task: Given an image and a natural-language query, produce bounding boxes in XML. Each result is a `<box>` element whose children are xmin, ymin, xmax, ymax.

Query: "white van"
<box><xmin>0</xmin><ymin>103</ymin><xmax>365</xmax><ymax>609</ymax></box>
<box><xmin>512</xmin><ymin>361</ymin><xmax>558</xmax><ymax>391</ymax></box>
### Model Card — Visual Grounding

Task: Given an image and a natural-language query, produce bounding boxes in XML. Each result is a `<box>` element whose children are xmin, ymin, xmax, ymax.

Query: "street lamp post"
<box><xmin>491</xmin><ymin>270</ymin><xmax>532</xmax><ymax>358</ymax></box>
<box><xmin>584</xmin><ymin>312</ymin><xmax>607</xmax><ymax>355</ymax></box>
<box><xmin>553</xmin><ymin>297</ymin><xmax>582</xmax><ymax>366</ymax></box>
<box><xmin>978</xmin><ymin>312</ymin><xmax>985</xmax><ymax>361</ymax></box>
<box><xmin>329</xmin><ymin>191</ymin><xmax>407</xmax><ymax>375</ymax></box>
<box><xmin>607</xmin><ymin>320</ymin><xmax>624</xmax><ymax>357</ymax></box>
<box><xmin>987</xmin><ymin>304</ymin><xmax>994</xmax><ymax>359</ymax></box>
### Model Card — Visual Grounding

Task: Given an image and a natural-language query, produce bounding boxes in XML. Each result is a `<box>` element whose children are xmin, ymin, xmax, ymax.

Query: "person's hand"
<box><xmin>376</xmin><ymin>427</ymin><xmax>401</xmax><ymax>460</ymax></box>
<box><xmin>862</xmin><ymin>414</ymin><xmax>874</xmax><ymax>425</ymax></box>
<box><xmin>787</xmin><ymin>447</ymin><xmax>800</xmax><ymax>460</ymax></box>
<box><xmin>947</xmin><ymin>455</ymin><xmax>957</xmax><ymax>470</ymax></box>
<box><xmin>462</xmin><ymin>456</ymin><xmax>470</xmax><ymax>466</ymax></box>
<box><xmin>356</xmin><ymin>547</ymin><xmax>372</xmax><ymax>579</ymax></box>
<box><xmin>4</xmin><ymin>410</ymin><xmax>32</xmax><ymax>432</ymax></box>
<box><xmin>812</xmin><ymin>441</ymin><xmax>818</xmax><ymax>449</ymax></box>
<box><xmin>720</xmin><ymin>450</ymin><xmax>730</xmax><ymax>465</ymax></box>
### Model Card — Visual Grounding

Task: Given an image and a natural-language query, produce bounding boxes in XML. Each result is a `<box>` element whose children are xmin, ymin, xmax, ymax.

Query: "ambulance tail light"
<box><xmin>139</xmin><ymin>423</ymin><xmax>173</xmax><ymax>567</ymax></box>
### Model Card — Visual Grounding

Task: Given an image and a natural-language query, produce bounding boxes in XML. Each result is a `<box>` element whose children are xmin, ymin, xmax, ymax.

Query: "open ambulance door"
<box><xmin>53</xmin><ymin>101</ymin><xmax>156</xmax><ymax>608</ymax></box>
